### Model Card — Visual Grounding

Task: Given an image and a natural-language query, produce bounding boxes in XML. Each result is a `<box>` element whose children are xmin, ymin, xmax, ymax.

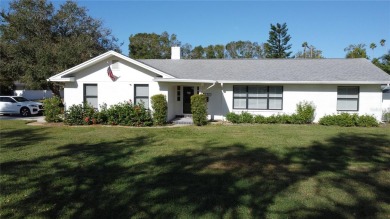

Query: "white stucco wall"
<box><xmin>221</xmin><ymin>84</ymin><xmax>384</xmax><ymax>122</ymax></box>
<box><xmin>63</xmin><ymin>58</ymin><xmax>164</xmax><ymax>110</ymax></box>
<box><xmin>62</xmin><ymin>58</ymin><xmax>385</xmax><ymax>122</ymax></box>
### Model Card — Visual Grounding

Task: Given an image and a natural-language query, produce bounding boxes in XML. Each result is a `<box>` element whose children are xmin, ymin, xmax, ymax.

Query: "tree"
<box><xmin>204</xmin><ymin>44</ymin><xmax>225</xmax><ymax>59</ymax></box>
<box><xmin>302</xmin><ymin>42</ymin><xmax>308</xmax><ymax>58</ymax></box>
<box><xmin>344</xmin><ymin>44</ymin><xmax>368</xmax><ymax>58</ymax></box>
<box><xmin>372</xmin><ymin>50</ymin><xmax>390</xmax><ymax>74</ymax></box>
<box><xmin>191</xmin><ymin>46</ymin><xmax>205</xmax><ymax>59</ymax></box>
<box><xmin>129</xmin><ymin>31</ymin><xmax>180</xmax><ymax>59</ymax></box>
<box><xmin>1</xmin><ymin>0</ymin><xmax>120</xmax><ymax>96</ymax></box>
<box><xmin>295</xmin><ymin>45</ymin><xmax>324</xmax><ymax>59</ymax></box>
<box><xmin>225</xmin><ymin>41</ymin><xmax>262</xmax><ymax>59</ymax></box>
<box><xmin>370</xmin><ymin>43</ymin><xmax>377</xmax><ymax>58</ymax></box>
<box><xmin>265</xmin><ymin>22</ymin><xmax>292</xmax><ymax>58</ymax></box>
<box><xmin>380</xmin><ymin>39</ymin><xmax>386</xmax><ymax>47</ymax></box>
<box><xmin>181</xmin><ymin>43</ymin><xmax>192</xmax><ymax>59</ymax></box>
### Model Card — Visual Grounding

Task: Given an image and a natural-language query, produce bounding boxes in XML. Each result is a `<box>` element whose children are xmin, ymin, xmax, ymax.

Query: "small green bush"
<box><xmin>226</xmin><ymin>112</ymin><xmax>240</xmax><ymax>123</ymax></box>
<box><xmin>151</xmin><ymin>94</ymin><xmax>167</xmax><ymax>125</ymax></box>
<box><xmin>240</xmin><ymin>112</ymin><xmax>254</xmax><ymax>123</ymax></box>
<box><xmin>295</xmin><ymin>101</ymin><xmax>316</xmax><ymax>124</ymax></box>
<box><xmin>357</xmin><ymin>115</ymin><xmax>379</xmax><ymax>127</ymax></box>
<box><xmin>64</xmin><ymin>103</ymin><xmax>97</xmax><ymax>125</ymax></box>
<box><xmin>191</xmin><ymin>94</ymin><xmax>208</xmax><ymax>126</ymax></box>
<box><xmin>96</xmin><ymin>103</ymin><xmax>109</xmax><ymax>124</ymax></box>
<box><xmin>319</xmin><ymin>113</ymin><xmax>378</xmax><ymax>127</ymax></box>
<box><xmin>254</xmin><ymin>115</ymin><xmax>267</xmax><ymax>124</ymax></box>
<box><xmin>43</xmin><ymin>96</ymin><xmax>63</xmax><ymax>122</ymax></box>
<box><xmin>105</xmin><ymin>101</ymin><xmax>152</xmax><ymax>126</ymax></box>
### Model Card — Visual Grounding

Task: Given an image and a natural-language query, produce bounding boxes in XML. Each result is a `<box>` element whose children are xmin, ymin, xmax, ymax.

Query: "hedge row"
<box><xmin>226</xmin><ymin>101</ymin><xmax>316</xmax><ymax>125</ymax></box>
<box><xmin>44</xmin><ymin>95</ymin><xmax>168</xmax><ymax>126</ymax></box>
<box><xmin>318</xmin><ymin>113</ymin><xmax>378</xmax><ymax>127</ymax></box>
<box><xmin>64</xmin><ymin>101</ymin><xmax>153</xmax><ymax>126</ymax></box>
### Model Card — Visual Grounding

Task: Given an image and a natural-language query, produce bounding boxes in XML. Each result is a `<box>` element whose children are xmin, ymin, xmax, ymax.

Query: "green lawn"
<box><xmin>1</xmin><ymin>121</ymin><xmax>389</xmax><ymax>218</ymax></box>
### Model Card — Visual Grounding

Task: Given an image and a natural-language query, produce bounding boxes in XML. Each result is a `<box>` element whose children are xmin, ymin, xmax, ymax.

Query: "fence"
<box><xmin>13</xmin><ymin>90</ymin><xmax>64</xmax><ymax>100</ymax></box>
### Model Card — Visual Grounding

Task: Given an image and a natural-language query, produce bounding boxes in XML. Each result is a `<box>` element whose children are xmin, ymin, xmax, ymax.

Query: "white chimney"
<box><xmin>171</xmin><ymin>46</ymin><xmax>181</xmax><ymax>60</ymax></box>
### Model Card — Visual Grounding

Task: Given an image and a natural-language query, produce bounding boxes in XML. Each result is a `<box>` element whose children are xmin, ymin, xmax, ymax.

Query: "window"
<box><xmin>233</xmin><ymin>85</ymin><xmax>283</xmax><ymax>110</ymax></box>
<box><xmin>0</xmin><ymin>97</ymin><xmax>15</xmax><ymax>103</ymax></box>
<box><xmin>135</xmin><ymin>84</ymin><xmax>149</xmax><ymax>108</ymax></box>
<box><xmin>177</xmin><ymin>86</ymin><xmax>181</xmax><ymax>101</ymax></box>
<box><xmin>337</xmin><ymin>86</ymin><xmax>359</xmax><ymax>111</ymax></box>
<box><xmin>84</xmin><ymin>84</ymin><xmax>98</xmax><ymax>109</ymax></box>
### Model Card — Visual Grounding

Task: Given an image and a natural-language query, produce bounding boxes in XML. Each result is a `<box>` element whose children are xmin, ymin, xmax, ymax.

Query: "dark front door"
<box><xmin>183</xmin><ymin>86</ymin><xmax>194</xmax><ymax>114</ymax></box>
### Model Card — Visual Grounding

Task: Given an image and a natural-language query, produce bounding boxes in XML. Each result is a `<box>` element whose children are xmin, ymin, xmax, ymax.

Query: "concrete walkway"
<box><xmin>171</xmin><ymin>116</ymin><xmax>193</xmax><ymax>125</ymax></box>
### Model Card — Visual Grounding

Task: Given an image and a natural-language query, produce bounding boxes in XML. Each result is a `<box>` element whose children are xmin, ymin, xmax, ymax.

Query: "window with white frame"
<box><xmin>84</xmin><ymin>84</ymin><xmax>98</xmax><ymax>109</ymax></box>
<box><xmin>233</xmin><ymin>85</ymin><xmax>283</xmax><ymax>110</ymax></box>
<box><xmin>134</xmin><ymin>84</ymin><xmax>149</xmax><ymax>108</ymax></box>
<box><xmin>337</xmin><ymin>86</ymin><xmax>359</xmax><ymax>111</ymax></box>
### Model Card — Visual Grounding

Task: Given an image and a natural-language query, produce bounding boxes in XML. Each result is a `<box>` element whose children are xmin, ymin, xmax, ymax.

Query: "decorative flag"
<box><xmin>107</xmin><ymin>66</ymin><xmax>116</xmax><ymax>81</ymax></box>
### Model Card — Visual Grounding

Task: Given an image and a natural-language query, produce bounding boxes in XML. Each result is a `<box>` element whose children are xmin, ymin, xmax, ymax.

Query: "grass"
<box><xmin>1</xmin><ymin>121</ymin><xmax>389</xmax><ymax>218</ymax></box>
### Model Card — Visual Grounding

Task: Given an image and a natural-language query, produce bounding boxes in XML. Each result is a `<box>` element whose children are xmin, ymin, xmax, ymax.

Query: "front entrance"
<box><xmin>183</xmin><ymin>86</ymin><xmax>194</xmax><ymax>114</ymax></box>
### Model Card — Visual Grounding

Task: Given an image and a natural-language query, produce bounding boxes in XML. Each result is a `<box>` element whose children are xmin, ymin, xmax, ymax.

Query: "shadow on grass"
<box><xmin>1</xmin><ymin>132</ymin><xmax>389</xmax><ymax>218</ymax></box>
<box><xmin>0</xmin><ymin>127</ymin><xmax>49</xmax><ymax>149</ymax></box>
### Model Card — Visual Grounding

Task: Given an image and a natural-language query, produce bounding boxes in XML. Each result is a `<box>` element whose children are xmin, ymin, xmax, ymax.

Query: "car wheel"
<box><xmin>20</xmin><ymin>107</ymin><xmax>31</xmax><ymax>117</ymax></box>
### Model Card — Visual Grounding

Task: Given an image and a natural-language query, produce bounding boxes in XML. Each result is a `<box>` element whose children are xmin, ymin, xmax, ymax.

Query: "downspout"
<box><xmin>204</xmin><ymin>81</ymin><xmax>217</xmax><ymax>91</ymax></box>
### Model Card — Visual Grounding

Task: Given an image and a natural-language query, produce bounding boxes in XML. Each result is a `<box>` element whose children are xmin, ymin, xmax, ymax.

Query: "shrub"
<box><xmin>64</xmin><ymin>103</ymin><xmax>97</xmax><ymax>125</ymax></box>
<box><xmin>191</xmin><ymin>94</ymin><xmax>208</xmax><ymax>126</ymax></box>
<box><xmin>151</xmin><ymin>94</ymin><xmax>167</xmax><ymax>125</ymax></box>
<box><xmin>96</xmin><ymin>103</ymin><xmax>109</xmax><ymax>124</ymax></box>
<box><xmin>43</xmin><ymin>96</ymin><xmax>63</xmax><ymax>122</ymax></box>
<box><xmin>295</xmin><ymin>101</ymin><xmax>316</xmax><ymax>124</ymax></box>
<box><xmin>357</xmin><ymin>115</ymin><xmax>379</xmax><ymax>127</ymax></box>
<box><xmin>240</xmin><ymin>112</ymin><xmax>254</xmax><ymax>123</ymax></box>
<box><xmin>226</xmin><ymin>112</ymin><xmax>240</xmax><ymax>123</ymax></box>
<box><xmin>224</xmin><ymin>100</ymin><xmax>317</xmax><ymax>125</ymax></box>
<box><xmin>254</xmin><ymin>115</ymin><xmax>267</xmax><ymax>124</ymax></box>
<box><xmin>105</xmin><ymin>101</ymin><xmax>152</xmax><ymax>126</ymax></box>
<box><xmin>319</xmin><ymin>113</ymin><xmax>378</xmax><ymax>127</ymax></box>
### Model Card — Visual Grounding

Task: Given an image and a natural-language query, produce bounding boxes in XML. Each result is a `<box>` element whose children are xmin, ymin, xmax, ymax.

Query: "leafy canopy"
<box><xmin>266</xmin><ymin>22</ymin><xmax>292</xmax><ymax>58</ymax></box>
<box><xmin>0</xmin><ymin>0</ymin><xmax>120</xmax><ymax>95</ymax></box>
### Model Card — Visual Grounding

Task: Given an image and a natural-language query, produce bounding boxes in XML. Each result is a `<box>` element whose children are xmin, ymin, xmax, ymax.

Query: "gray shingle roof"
<box><xmin>139</xmin><ymin>58</ymin><xmax>390</xmax><ymax>83</ymax></box>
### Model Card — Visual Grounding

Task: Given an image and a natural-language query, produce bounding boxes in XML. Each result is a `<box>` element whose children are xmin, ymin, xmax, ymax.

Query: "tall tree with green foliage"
<box><xmin>0</xmin><ymin>0</ymin><xmax>120</xmax><ymax>96</ymax></box>
<box><xmin>265</xmin><ymin>23</ymin><xmax>292</xmax><ymax>58</ymax></box>
<box><xmin>295</xmin><ymin>45</ymin><xmax>324</xmax><ymax>59</ymax></box>
<box><xmin>301</xmin><ymin>42</ymin><xmax>308</xmax><ymax>58</ymax></box>
<box><xmin>128</xmin><ymin>31</ymin><xmax>180</xmax><ymax>59</ymax></box>
<box><xmin>204</xmin><ymin>45</ymin><xmax>225</xmax><ymax>59</ymax></box>
<box><xmin>191</xmin><ymin>46</ymin><xmax>205</xmax><ymax>59</ymax></box>
<box><xmin>225</xmin><ymin>41</ymin><xmax>263</xmax><ymax>59</ymax></box>
<box><xmin>344</xmin><ymin>44</ymin><xmax>368</xmax><ymax>58</ymax></box>
<box><xmin>370</xmin><ymin>43</ymin><xmax>377</xmax><ymax>58</ymax></box>
<box><xmin>372</xmin><ymin>50</ymin><xmax>390</xmax><ymax>74</ymax></box>
<box><xmin>380</xmin><ymin>39</ymin><xmax>386</xmax><ymax>47</ymax></box>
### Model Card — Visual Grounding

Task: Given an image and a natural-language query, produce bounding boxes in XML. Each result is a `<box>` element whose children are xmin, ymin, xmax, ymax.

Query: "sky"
<box><xmin>2</xmin><ymin>0</ymin><xmax>390</xmax><ymax>58</ymax></box>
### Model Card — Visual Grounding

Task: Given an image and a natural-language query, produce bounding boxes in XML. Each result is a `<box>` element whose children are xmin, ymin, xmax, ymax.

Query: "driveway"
<box><xmin>0</xmin><ymin>114</ymin><xmax>46</xmax><ymax>123</ymax></box>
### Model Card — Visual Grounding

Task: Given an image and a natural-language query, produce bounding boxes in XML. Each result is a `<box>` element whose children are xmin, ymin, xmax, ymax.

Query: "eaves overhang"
<box><xmin>218</xmin><ymin>80</ymin><xmax>390</xmax><ymax>85</ymax></box>
<box><xmin>153</xmin><ymin>78</ymin><xmax>216</xmax><ymax>83</ymax></box>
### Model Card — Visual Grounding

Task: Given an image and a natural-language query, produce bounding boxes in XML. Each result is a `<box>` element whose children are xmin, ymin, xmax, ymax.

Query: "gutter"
<box><xmin>153</xmin><ymin>78</ymin><xmax>216</xmax><ymax>83</ymax></box>
<box><xmin>218</xmin><ymin>80</ymin><xmax>390</xmax><ymax>85</ymax></box>
<box><xmin>381</xmin><ymin>84</ymin><xmax>390</xmax><ymax>91</ymax></box>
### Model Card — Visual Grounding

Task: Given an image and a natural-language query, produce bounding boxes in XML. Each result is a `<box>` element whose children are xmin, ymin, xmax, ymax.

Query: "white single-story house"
<box><xmin>48</xmin><ymin>47</ymin><xmax>390</xmax><ymax>122</ymax></box>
